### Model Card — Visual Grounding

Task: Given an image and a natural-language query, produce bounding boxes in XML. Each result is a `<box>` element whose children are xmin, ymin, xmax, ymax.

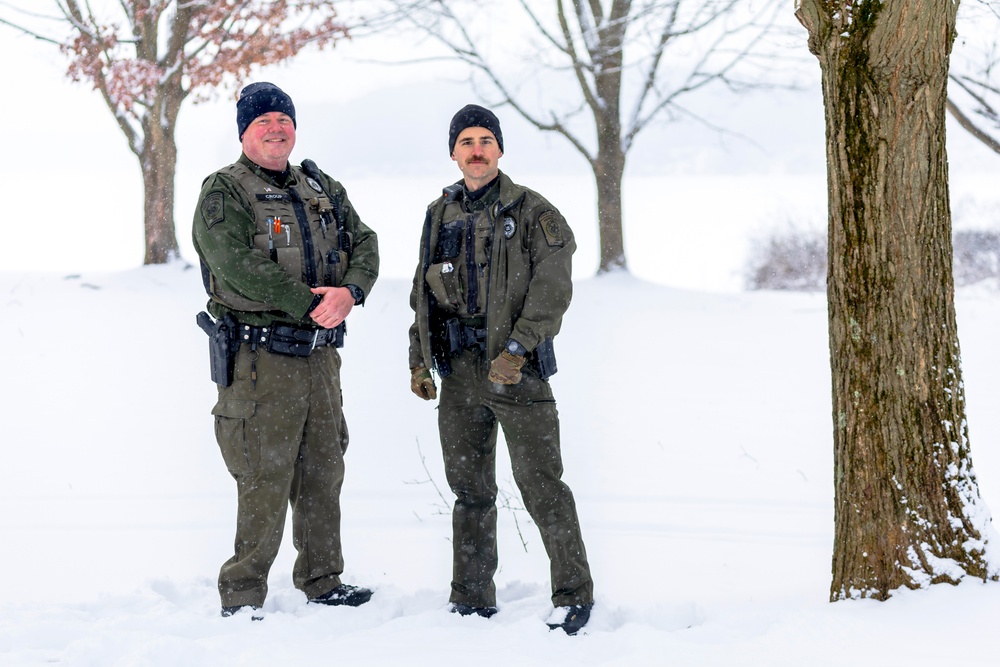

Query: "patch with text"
<box><xmin>539</xmin><ymin>210</ymin><xmax>564</xmax><ymax>247</ymax></box>
<box><xmin>202</xmin><ymin>191</ymin><xmax>225</xmax><ymax>228</ymax></box>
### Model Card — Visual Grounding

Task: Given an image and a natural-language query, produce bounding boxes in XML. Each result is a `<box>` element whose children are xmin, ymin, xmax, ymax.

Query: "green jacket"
<box><xmin>193</xmin><ymin>154</ymin><xmax>379</xmax><ymax>328</ymax></box>
<box><xmin>408</xmin><ymin>171</ymin><xmax>576</xmax><ymax>370</ymax></box>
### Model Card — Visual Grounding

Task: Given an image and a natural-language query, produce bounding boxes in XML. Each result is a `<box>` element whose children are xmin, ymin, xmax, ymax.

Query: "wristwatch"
<box><xmin>505</xmin><ymin>339</ymin><xmax>527</xmax><ymax>356</ymax></box>
<box><xmin>346</xmin><ymin>284</ymin><xmax>364</xmax><ymax>305</ymax></box>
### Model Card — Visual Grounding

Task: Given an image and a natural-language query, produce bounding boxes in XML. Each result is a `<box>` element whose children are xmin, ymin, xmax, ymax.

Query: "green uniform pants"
<box><xmin>438</xmin><ymin>348</ymin><xmax>594</xmax><ymax>608</ymax></box>
<box><xmin>211</xmin><ymin>343</ymin><xmax>349</xmax><ymax>608</ymax></box>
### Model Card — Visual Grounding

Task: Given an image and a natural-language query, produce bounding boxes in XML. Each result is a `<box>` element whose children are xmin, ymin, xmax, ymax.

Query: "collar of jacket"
<box><xmin>462</xmin><ymin>177</ymin><xmax>500</xmax><ymax>213</ymax></box>
<box><xmin>239</xmin><ymin>153</ymin><xmax>293</xmax><ymax>188</ymax></box>
<box><xmin>494</xmin><ymin>171</ymin><xmax>527</xmax><ymax>215</ymax></box>
<box><xmin>439</xmin><ymin>171</ymin><xmax>526</xmax><ymax>215</ymax></box>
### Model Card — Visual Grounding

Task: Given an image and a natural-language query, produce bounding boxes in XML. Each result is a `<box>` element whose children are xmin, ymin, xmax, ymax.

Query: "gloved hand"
<box><xmin>488</xmin><ymin>350</ymin><xmax>526</xmax><ymax>385</ymax></box>
<box><xmin>410</xmin><ymin>366</ymin><xmax>437</xmax><ymax>400</ymax></box>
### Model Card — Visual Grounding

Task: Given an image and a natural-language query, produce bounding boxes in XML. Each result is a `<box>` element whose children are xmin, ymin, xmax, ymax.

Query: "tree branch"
<box><xmin>947</xmin><ymin>96</ymin><xmax>1000</xmax><ymax>155</ymax></box>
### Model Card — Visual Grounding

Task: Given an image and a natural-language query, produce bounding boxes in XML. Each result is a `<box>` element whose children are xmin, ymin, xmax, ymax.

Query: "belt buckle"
<box><xmin>310</xmin><ymin>330</ymin><xmax>319</xmax><ymax>350</ymax></box>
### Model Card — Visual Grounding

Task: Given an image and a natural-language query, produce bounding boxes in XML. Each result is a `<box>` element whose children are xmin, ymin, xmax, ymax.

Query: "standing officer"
<box><xmin>408</xmin><ymin>104</ymin><xmax>595</xmax><ymax>635</ymax></box>
<box><xmin>193</xmin><ymin>82</ymin><xmax>379</xmax><ymax>618</ymax></box>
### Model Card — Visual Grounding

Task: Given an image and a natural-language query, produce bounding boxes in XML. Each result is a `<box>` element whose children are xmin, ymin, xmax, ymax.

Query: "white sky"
<box><xmin>2</xmin><ymin>2</ymin><xmax>999</xmax><ymax>283</ymax></box>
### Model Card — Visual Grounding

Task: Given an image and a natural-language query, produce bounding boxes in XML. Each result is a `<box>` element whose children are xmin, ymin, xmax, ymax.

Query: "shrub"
<box><xmin>952</xmin><ymin>229</ymin><xmax>1000</xmax><ymax>286</ymax></box>
<box><xmin>743</xmin><ymin>228</ymin><xmax>827</xmax><ymax>291</ymax></box>
<box><xmin>744</xmin><ymin>228</ymin><xmax>1000</xmax><ymax>291</ymax></box>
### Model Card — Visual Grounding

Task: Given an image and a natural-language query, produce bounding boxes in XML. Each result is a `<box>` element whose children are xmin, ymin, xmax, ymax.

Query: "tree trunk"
<box><xmin>140</xmin><ymin>129</ymin><xmax>179</xmax><ymax>264</ymax></box>
<box><xmin>593</xmin><ymin>143</ymin><xmax>626</xmax><ymax>273</ymax></box>
<box><xmin>137</xmin><ymin>78</ymin><xmax>183</xmax><ymax>265</ymax></box>
<box><xmin>591</xmin><ymin>1</ymin><xmax>628</xmax><ymax>275</ymax></box>
<box><xmin>797</xmin><ymin>0</ymin><xmax>997</xmax><ymax>600</ymax></box>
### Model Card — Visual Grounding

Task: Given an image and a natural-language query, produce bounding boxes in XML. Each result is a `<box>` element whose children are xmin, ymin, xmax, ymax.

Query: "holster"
<box><xmin>430</xmin><ymin>314</ymin><xmax>454</xmax><ymax>377</ymax></box>
<box><xmin>196</xmin><ymin>311</ymin><xmax>238</xmax><ymax>387</ymax></box>
<box><xmin>532</xmin><ymin>337</ymin><xmax>558</xmax><ymax>380</ymax></box>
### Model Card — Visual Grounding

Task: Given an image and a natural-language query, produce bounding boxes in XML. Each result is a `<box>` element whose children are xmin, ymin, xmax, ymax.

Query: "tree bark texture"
<box><xmin>590</xmin><ymin>0</ymin><xmax>628</xmax><ymax>273</ymax></box>
<box><xmin>593</xmin><ymin>147</ymin><xmax>626</xmax><ymax>273</ymax></box>
<box><xmin>796</xmin><ymin>0</ymin><xmax>997</xmax><ymax>600</ymax></box>
<box><xmin>134</xmin><ymin>5</ymin><xmax>185</xmax><ymax>264</ymax></box>
<box><xmin>135</xmin><ymin>6</ymin><xmax>184</xmax><ymax>265</ymax></box>
<box><xmin>140</xmin><ymin>119</ymin><xmax>180</xmax><ymax>264</ymax></box>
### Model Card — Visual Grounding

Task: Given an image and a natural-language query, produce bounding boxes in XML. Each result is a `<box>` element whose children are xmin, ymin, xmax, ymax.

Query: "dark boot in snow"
<box><xmin>309</xmin><ymin>584</ymin><xmax>373</xmax><ymax>607</ymax></box>
<box><xmin>450</xmin><ymin>602</ymin><xmax>498</xmax><ymax>618</ymax></box>
<box><xmin>220</xmin><ymin>604</ymin><xmax>263</xmax><ymax>621</ymax></box>
<box><xmin>546</xmin><ymin>602</ymin><xmax>593</xmax><ymax>635</ymax></box>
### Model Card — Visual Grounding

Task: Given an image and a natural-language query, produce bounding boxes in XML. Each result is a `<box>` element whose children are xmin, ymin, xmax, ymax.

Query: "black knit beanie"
<box><xmin>448</xmin><ymin>104</ymin><xmax>503</xmax><ymax>155</ymax></box>
<box><xmin>236</xmin><ymin>82</ymin><xmax>296</xmax><ymax>140</ymax></box>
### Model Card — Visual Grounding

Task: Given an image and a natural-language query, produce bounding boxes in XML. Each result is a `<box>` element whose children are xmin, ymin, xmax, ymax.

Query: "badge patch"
<box><xmin>539</xmin><ymin>210</ymin><xmax>564</xmax><ymax>247</ymax></box>
<box><xmin>201</xmin><ymin>191</ymin><xmax>225</xmax><ymax>228</ymax></box>
<box><xmin>503</xmin><ymin>216</ymin><xmax>516</xmax><ymax>239</ymax></box>
<box><xmin>306</xmin><ymin>177</ymin><xmax>324</xmax><ymax>193</ymax></box>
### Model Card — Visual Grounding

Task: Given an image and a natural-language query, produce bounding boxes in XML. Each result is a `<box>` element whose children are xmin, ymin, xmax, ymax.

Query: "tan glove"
<box><xmin>410</xmin><ymin>366</ymin><xmax>437</xmax><ymax>400</ymax></box>
<box><xmin>488</xmin><ymin>350</ymin><xmax>526</xmax><ymax>385</ymax></box>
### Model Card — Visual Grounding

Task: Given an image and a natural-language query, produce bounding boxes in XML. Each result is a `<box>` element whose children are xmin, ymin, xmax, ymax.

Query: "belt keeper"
<box><xmin>240</xmin><ymin>324</ymin><xmax>270</xmax><ymax>352</ymax></box>
<box><xmin>240</xmin><ymin>324</ymin><xmax>255</xmax><ymax>352</ymax></box>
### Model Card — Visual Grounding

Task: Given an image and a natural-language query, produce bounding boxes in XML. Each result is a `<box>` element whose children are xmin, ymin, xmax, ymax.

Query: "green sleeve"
<box><xmin>511</xmin><ymin>206</ymin><xmax>576</xmax><ymax>351</ymax></box>
<box><xmin>323</xmin><ymin>174</ymin><xmax>379</xmax><ymax>300</ymax></box>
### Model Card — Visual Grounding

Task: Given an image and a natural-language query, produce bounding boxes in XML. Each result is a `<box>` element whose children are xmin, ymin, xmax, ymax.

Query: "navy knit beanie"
<box><xmin>448</xmin><ymin>104</ymin><xmax>503</xmax><ymax>155</ymax></box>
<box><xmin>236</xmin><ymin>82</ymin><xmax>296</xmax><ymax>140</ymax></box>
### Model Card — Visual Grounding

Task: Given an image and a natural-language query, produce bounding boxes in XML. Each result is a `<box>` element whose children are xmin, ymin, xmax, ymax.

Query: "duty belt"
<box><xmin>459</xmin><ymin>325</ymin><xmax>486</xmax><ymax>351</ymax></box>
<box><xmin>238</xmin><ymin>322</ymin><xmax>343</xmax><ymax>357</ymax></box>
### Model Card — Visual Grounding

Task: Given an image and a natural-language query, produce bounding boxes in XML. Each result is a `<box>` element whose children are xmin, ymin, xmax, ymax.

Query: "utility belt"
<box><xmin>445</xmin><ymin>317</ymin><xmax>487</xmax><ymax>355</ymax></box>
<box><xmin>197</xmin><ymin>311</ymin><xmax>344</xmax><ymax>387</ymax></box>
<box><xmin>430</xmin><ymin>315</ymin><xmax>558</xmax><ymax>381</ymax></box>
<box><xmin>237</xmin><ymin>322</ymin><xmax>344</xmax><ymax>357</ymax></box>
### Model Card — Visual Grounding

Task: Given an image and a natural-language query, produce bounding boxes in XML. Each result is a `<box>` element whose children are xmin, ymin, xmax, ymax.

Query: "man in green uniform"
<box><xmin>193</xmin><ymin>82</ymin><xmax>379</xmax><ymax>618</ymax></box>
<box><xmin>408</xmin><ymin>104</ymin><xmax>595</xmax><ymax>635</ymax></box>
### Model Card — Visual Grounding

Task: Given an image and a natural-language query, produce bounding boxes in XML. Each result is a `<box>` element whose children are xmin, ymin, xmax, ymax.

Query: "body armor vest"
<box><xmin>208</xmin><ymin>163</ymin><xmax>352</xmax><ymax>313</ymax></box>
<box><xmin>425</xmin><ymin>198</ymin><xmax>493</xmax><ymax>317</ymax></box>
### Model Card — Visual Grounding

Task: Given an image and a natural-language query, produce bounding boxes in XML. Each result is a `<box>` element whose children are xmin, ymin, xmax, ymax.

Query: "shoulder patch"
<box><xmin>201</xmin><ymin>191</ymin><xmax>225</xmax><ymax>228</ymax></box>
<box><xmin>538</xmin><ymin>210</ymin><xmax>564</xmax><ymax>247</ymax></box>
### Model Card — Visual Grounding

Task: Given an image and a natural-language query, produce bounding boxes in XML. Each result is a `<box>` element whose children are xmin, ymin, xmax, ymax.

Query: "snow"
<box><xmin>4</xmin><ymin>6</ymin><xmax>1000</xmax><ymax>664</ymax></box>
<box><xmin>3</xmin><ymin>262</ymin><xmax>1000</xmax><ymax>666</ymax></box>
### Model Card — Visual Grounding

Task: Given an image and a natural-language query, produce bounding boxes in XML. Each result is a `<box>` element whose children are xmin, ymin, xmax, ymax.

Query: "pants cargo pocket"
<box><xmin>212</xmin><ymin>399</ymin><xmax>261</xmax><ymax>476</ymax></box>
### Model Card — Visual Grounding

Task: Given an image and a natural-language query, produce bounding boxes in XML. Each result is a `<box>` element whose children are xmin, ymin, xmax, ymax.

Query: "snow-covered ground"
<box><xmin>2</xmin><ymin>262</ymin><xmax>1000</xmax><ymax>666</ymax></box>
<box><xmin>4</xmin><ymin>8</ymin><xmax>1000</xmax><ymax>663</ymax></box>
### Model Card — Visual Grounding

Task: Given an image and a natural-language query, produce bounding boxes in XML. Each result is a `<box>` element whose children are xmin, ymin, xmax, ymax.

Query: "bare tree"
<box><xmin>0</xmin><ymin>1</ymin><xmax>348</xmax><ymax>264</ymax></box>
<box><xmin>375</xmin><ymin>0</ymin><xmax>785</xmax><ymax>273</ymax></box>
<box><xmin>796</xmin><ymin>0</ymin><xmax>999</xmax><ymax>601</ymax></box>
<box><xmin>948</xmin><ymin>0</ymin><xmax>1000</xmax><ymax>155</ymax></box>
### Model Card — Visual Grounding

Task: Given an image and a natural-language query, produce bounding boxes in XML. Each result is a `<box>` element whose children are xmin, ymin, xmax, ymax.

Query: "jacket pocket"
<box><xmin>212</xmin><ymin>399</ymin><xmax>260</xmax><ymax>476</ymax></box>
<box><xmin>426</xmin><ymin>261</ymin><xmax>465</xmax><ymax>313</ymax></box>
<box><xmin>324</xmin><ymin>248</ymin><xmax>349</xmax><ymax>286</ymax></box>
<box><xmin>275</xmin><ymin>247</ymin><xmax>303</xmax><ymax>282</ymax></box>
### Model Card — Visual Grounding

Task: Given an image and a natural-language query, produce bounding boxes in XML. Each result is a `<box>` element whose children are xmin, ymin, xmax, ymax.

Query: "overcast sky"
<box><xmin>3</xmin><ymin>3</ymin><xmax>998</xmax><ymax>276</ymax></box>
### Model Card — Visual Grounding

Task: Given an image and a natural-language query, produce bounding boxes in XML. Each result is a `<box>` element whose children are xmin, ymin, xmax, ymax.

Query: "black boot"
<box><xmin>308</xmin><ymin>584</ymin><xmax>373</xmax><ymax>607</ymax></box>
<box><xmin>546</xmin><ymin>602</ymin><xmax>593</xmax><ymax>635</ymax></box>
<box><xmin>220</xmin><ymin>604</ymin><xmax>263</xmax><ymax>621</ymax></box>
<box><xmin>449</xmin><ymin>602</ymin><xmax>498</xmax><ymax>618</ymax></box>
